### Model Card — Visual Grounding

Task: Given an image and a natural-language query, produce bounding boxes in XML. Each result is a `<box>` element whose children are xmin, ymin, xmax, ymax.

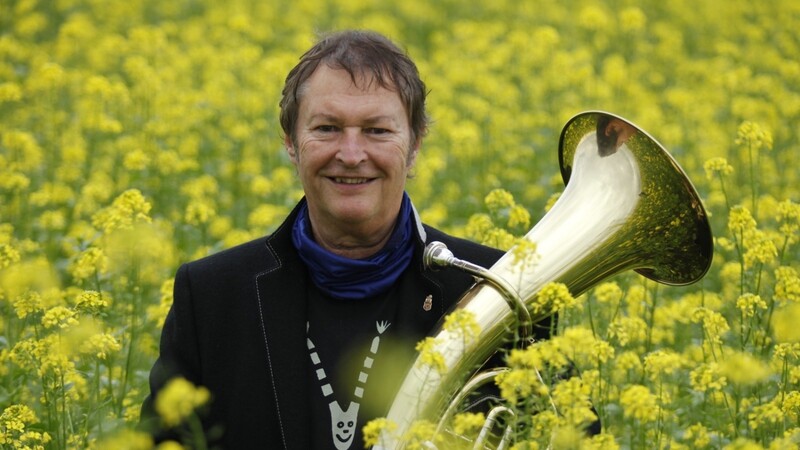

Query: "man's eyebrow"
<box><xmin>362</xmin><ymin>116</ymin><xmax>398</xmax><ymax>126</ymax></box>
<box><xmin>307</xmin><ymin>113</ymin><xmax>340</xmax><ymax>123</ymax></box>
<box><xmin>307</xmin><ymin>114</ymin><xmax>398</xmax><ymax>126</ymax></box>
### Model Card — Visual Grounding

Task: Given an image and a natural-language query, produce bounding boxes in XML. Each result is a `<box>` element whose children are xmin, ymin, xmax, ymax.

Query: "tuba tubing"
<box><xmin>375</xmin><ymin>111</ymin><xmax>713</xmax><ymax>448</ymax></box>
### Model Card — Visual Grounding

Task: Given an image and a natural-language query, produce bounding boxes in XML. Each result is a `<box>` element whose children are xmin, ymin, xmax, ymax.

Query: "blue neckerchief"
<box><xmin>291</xmin><ymin>193</ymin><xmax>415</xmax><ymax>300</ymax></box>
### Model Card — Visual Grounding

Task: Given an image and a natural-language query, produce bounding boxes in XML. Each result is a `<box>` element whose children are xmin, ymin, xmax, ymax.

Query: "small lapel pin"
<box><xmin>422</xmin><ymin>295</ymin><xmax>433</xmax><ymax>311</ymax></box>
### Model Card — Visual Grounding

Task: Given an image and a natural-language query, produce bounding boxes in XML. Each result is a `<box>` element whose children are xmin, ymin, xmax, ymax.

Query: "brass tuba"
<box><xmin>375</xmin><ymin>111</ymin><xmax>713</xmax><ymax>448</ymax></box>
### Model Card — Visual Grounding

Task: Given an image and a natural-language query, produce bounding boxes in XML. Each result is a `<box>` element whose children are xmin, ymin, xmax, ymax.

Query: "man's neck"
<box><xmin>311</xmin><ymin>222</ymin><xmax>395</xmax><ymax>260</ymax></box>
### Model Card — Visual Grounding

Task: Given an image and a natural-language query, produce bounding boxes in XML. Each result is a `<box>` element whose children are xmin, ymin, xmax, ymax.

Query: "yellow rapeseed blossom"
<box><xmin>401</xmin><ymin>420</ymin><xmax>441</xmax><ymax>450</ymax></box>
<box><xmin>41</xmin><ymin>306</ymin><xmax>78</xmax><ymax>330</ymax></box>
<box><xmin>735</xmin><ymin>121</ymin><xmax>773</xmax><ymax>151</ymax></box>
<box><xmin>532</xmin><ymin>282</ymin><xmax>577</xmax><ymax>315</ymax></box>
<box><xmin>2</xmin><ymin>130</ymin><xmax>43</xmax><ymax>172</ymax></box>
<box><xmin>612</xmin><ymin>351</ymin><xmax>643</xmax><ymax>383</ymax></box>
<box><xmin>180</xmin><ymin>175</ymin><xmax>219</xmax><ymax>200</ymax></box>
<box><xmin>593</xmin><ymin>281</ymin><xmax>623</xmax><ymax>304</ymax></box>
<box><xmin>0</xmin><ymin>257</ymin><xmax>59</xmax><ymax>300</ymax></box>
<box><xmin>510</xmin><ymin>440</ymin><xmax>540</xmax><ymax>450</ymax></box>
<box><xmin>79</xmin><ymin>333</ymin><xmax>122</xmax><ymax>360</ymax></box>
<box><xmin>147</xmin><ymin>279</ymin><xmax>174</xmax><ymax>328</ymax></box>
<box><xmin>772</xmin><ymin>343</ymin><xmax>800</xmax><ymax>365</ymax></box>
<box><xmin>723</xmin><ymin>438</ymin><xmax>765</xmax><ymax>450</ymax></box>
<box><xmin>465</xmin><ymin>213</ymin><xmax>494</xmax><ymax>241</ymax></box>
<box><xmin>790</xmin><ymin>367</ymin><xmax>800</xmax><ymax>385</ymax></box>
<box><xmin>559</xmin><ymin>326</ymin><xmax>614</xmax><ymax>367</ymax></box>
<box><xmin>781</xmin><ymin>391</ymin><xmax>800</xmax><ymax>422</ymax></box>
<box><xmin>716</xmin><ymin>237</ymin><xmax>736</xmax><ymax>252</ymax></box>
<box><xmin>484</xmin><ymin>188</ymin><xmax>515</xmax><ymax>212</ymax></box>
<box><xmin>577</xmin><ymin>4</ymin><xmax>610</xmax><ymax>31</ymax></box>
<box><xmin>728</xmin><ymin>205</ymin><xmax>757</xmax><ymax>236</ymax></box>
<box><xmin>0</xmin><ymin>243</ymin><xmax>21</xmax><ymax>269</ymax></box>
<box><xmin>619</xmin><ymin>384</ymin><xmax>659</xmax><ymax>423</ymax></box>
<box><xmin>736</xmin><ymin>293</ymin><xmax>767</xmax><ymax>318</ymax></box>
<box><xmin>607</xmin><ymin>316</ymin><xmax>648</xmax><ymax>347</ymax></box>
<box><xmin>748</xmin><ymin>400</ymin><xmax>783</xmax><ymax>431</ymax></box>
<box><xmin>74</xmin><ymin>290</ymin><xmax>110</xmax><ymax>315</ymax></box>
<box><xmin>12</xmin><ymin>290</ymin><xmax>44</xmax><ymax>319</ymax></box>
<box><xmin>414</xmin><ymin>337</ymin><xmax>446</xmax><ymax>375</ymax></box>
<box><xmin>362</xmin><ymin>418</ymin><xmax>398</xmax><ymax>448</ymax></box>
<box><xmin>496</xmin><ymin>368</ymin><xmax>549</xmax><ymax>406</ymax></box>
<box><xmin>742</xmin><ymin>229</ymin><xmax>778</xmax><ymax>268</ymax></box>
<box><xmin>549</xmin><ymin>424</ymin><xmax>583</xmax><ymax>449</ymax></box>
<box><xmin>0</xmin><ymin>82</ymin><xmax>23</xmax><ymax>102</ymax></box>
<box><xmin>510</xmin><ymin>238</ymin><xmax>538</xmax><ymax>269</ymax></box>
<box><xmin>69</xmin><ymin>247</ymin><xmax>109</xmax><ymax>281</ymax></box>
<box><xmin>102</xmin><ymin>222</ymin><xmax>176</xmax><ymax>284</ymax></box>
<box><xmin>583</xmin><ymin>433</ymin><xmax>620</xmax><ymax>450</ymax></box>
<box><xmin>529</xmin><ymin>410</ymin><xmax>561</xmax><ymax>441</ymax></box>
<box><xmin>690</xmin><ymin>363</ymin><xmax>727</xmax><ymax>392</ymax></box>
<box><xmin>154</xmin><ymin>377</ymin><xmax>210</xmax><ymax>427</ymax></box>
<box><xmin>184</xmin><ymin>199</ymin><xmax>216</xmax><ymax>226</ymax></box>
<box><xmin>774</xmin><ymin>266</ymin><xmax>800</xmax><ymax>303</ymax></box>
<box><xmin>719</xmin><ymin>351</ymin><xmax>772</xmax><ymax>386</ymax></box>
<box><xmin>508</xmin><ymin>204</ymin><xmax>531</xmax><ymax>229</ymax></box>
<box><xmin>551</xmin><ymin>377</ymin><xmax>596</xmax><ymax>427</ymax></box>
<box><xmin>91</xmin><ymin>189</ymin><xmax>152</xmax><ymax>234</ymax></box>
<box><xmin>619</xmin><ymin>7</ymin><xmax>647</xmax><ymax>33</ymax></box>
<box><xmin>683</xmin><ymin>423</ymin><xmax>711</xmax><ymax>448</ymax></box>
<box><xmin>442</xmin><ymin>309</ymin><xmax>481</xmax><ymax>344</ymax></box>
<box><xmin>0</xmin><ymin>404</ymin><xmax>42</xmax><ymax>446</ymax></box>
<box><xmin>247</xmin><ymin>203</ymin><xmax>289</xmax><ymax>231</ymax></box>
<box><xmin>643</xmin><ymin>349</ymin><xmax>686</xmax><ymax>381</ymax></box>
<box><xmin>692</xmin><ymin>307</ymin><xmax>730</xmax><ymax>346</ymax></box>
<box><xmin>122</xmin><ymin>148</ymin><xmax>150</xmax><ymax>171</ymax></box>
<box><xmin>704</xmin><ymin>157</ymin><xmax>734</xmax><ymax>180</ymax></box>
<box><xmin>776</xmin><ymin>199</ymin><xmax>800</xmax><ymax>239</ymax></box>
<box><xmin>769</xmin><ymin>431</ymin><xmax>800</xmax><ymax>450</ymax></box>
<box><xmin>772</xmin><ymin>303</ymin><xmax>800</xmax><ymax>343</ymax></box>
<box><xmin>92</xmin><ymin>429</ymin><xmax>153</xmax><ymax>450</ymax></box>
<box><xmin>155</xmin><ymin>441</ymin><xmax>185</xmax><ymax>450</ymax></box>
<box><xmin>451</xmin><ymin>412</ymin><xmax>485</xmax><ymax>437</ymax></box>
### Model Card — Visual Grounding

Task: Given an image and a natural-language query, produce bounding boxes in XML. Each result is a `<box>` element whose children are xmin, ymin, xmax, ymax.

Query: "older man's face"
<box><xmin>286</xmin><ymin>65</ymin><xmax>418</xmax><ymax>240</ymax></box>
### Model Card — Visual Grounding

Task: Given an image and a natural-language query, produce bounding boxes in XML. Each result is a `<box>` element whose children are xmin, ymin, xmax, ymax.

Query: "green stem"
<box><xmin>586</xmin><ymin>293</ymin><xmax>597</xmax><ymax>337</ymax></box>
<box><xmin>645</xmin><ymin>282</ymin><xmax>658</xmax><ymax>354</ymax></box>
<box><xmin>187</xmin><ymin>414</ymin><xmax>209</xmax><ymax>450</ymax></box>
<box><xmin>118</xmin><ymin>268</ymin><xmax>141</xmax><ymax>414</ymax></box>
<box><xmin>748</xmin><ymin>142</ymin><xmax>758</xmax><ymax>217</ymax></box>
<box><xmin>718</xmin><ymin>174</ymin><xmax>732</xmax><ymax>212</ymax></box>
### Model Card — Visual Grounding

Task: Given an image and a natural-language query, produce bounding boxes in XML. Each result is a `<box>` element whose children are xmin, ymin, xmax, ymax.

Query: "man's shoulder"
<box><xmin>181</xmin><ymin>235</ymin><xmax>278</xmax><ymax>279</ymax></box>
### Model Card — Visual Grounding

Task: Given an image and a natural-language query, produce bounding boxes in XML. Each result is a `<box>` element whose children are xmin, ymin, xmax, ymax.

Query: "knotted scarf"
<box><xmin>291</xmin><ymin>193</ymin><xmax>415</xmax><ymax>300</ymax></box>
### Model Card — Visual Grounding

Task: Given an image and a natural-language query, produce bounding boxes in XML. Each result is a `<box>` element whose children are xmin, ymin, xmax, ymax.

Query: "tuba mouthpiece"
<box><xmin>423</xmin><ymin>241</ymin><xmax>453</xmax><ymax>270</ymax></box>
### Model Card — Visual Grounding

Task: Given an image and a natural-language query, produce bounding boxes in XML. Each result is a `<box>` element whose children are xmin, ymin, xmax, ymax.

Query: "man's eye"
<box><xmin>365</xmin><ymin>128</ymin><xmax>390</xmax><ymax>135</ymax></box>
<box><xmin>315</xmin><ymin>125</ymin><xmax>338</xmax><ymax>132</ymax></box>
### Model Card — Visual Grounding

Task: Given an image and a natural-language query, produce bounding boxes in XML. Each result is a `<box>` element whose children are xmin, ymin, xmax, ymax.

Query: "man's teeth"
<box><xmin>334</xmin><ymin>177</ymin><xmax>368</xmax><ymax>184</ymax></box>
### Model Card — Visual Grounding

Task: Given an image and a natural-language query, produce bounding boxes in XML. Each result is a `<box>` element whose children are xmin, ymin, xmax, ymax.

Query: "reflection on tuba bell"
<box><xmin>376</xmin><ymin>111</ymin><xmax>713</xmax><ymax>448</ymax></box>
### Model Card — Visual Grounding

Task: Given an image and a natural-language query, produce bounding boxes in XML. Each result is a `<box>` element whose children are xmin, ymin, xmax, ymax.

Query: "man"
<box><xmin>141</xmin><ymin>30</ymin><xmax>544</xmax><ymax>449</ymax></box>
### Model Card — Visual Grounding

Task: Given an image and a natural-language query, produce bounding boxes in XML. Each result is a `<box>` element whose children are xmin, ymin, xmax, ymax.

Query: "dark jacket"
<box><xmin>140</xmin><ymin>201</ymin><xmax>515</xmax><ymax>449</ymax></box>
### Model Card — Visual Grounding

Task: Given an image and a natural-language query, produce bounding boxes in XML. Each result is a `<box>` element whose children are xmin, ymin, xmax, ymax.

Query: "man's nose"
<box><xmin>336</xmin><ymin>128</ymin><xmax>367</xmax><ymax>166</ymax></box>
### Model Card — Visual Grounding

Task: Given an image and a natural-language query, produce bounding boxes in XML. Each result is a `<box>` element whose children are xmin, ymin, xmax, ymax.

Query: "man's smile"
<box><xmin>331</xmin><ymin>177</ymin><xmax>372</xmax><ymax>185</ymax></box>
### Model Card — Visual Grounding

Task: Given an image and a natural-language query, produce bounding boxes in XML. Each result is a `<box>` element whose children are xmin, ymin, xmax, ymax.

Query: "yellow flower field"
<box><xmin>1</xmin><ymin>0</ymin><xmax>798</xmax><ymax>448</ymax></box>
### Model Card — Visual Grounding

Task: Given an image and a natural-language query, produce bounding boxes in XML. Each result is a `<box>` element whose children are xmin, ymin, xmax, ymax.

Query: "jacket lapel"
<box><xmin>254</xmin><ymin>208</ymin><xmax>311</xmax><ymax>449</ymax></box>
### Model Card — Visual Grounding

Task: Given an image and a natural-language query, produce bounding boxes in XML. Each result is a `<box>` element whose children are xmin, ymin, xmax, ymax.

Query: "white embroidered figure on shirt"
<box><xmin>307</xmin><ymin>321</ymin><xmax>391</xmax><ymax>450</ymax></box>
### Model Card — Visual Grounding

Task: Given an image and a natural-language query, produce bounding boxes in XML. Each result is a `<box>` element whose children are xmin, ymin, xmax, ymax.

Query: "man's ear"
<box><xmin>407</xmin><ymin>137</ymin><xmax>421</xmax><ymax>167</ymax></box>
<box><xmin>285</xmin><ymin>134</ymin><xmax>298</xmax><ymax>164</ymax></box>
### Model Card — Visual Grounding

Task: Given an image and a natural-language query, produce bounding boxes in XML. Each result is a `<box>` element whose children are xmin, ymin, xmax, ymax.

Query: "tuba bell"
<box><xmin>375</xmin><ymin>111</ymin><xmax>713</xmax><ymax>448</ymax></box>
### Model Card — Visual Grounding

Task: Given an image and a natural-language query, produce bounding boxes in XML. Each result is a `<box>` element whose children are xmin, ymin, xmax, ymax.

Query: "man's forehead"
<box><xmin>306</xmin><ymin>64</ymin><xmax>398</xmax><ymax>94</ymax></box>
